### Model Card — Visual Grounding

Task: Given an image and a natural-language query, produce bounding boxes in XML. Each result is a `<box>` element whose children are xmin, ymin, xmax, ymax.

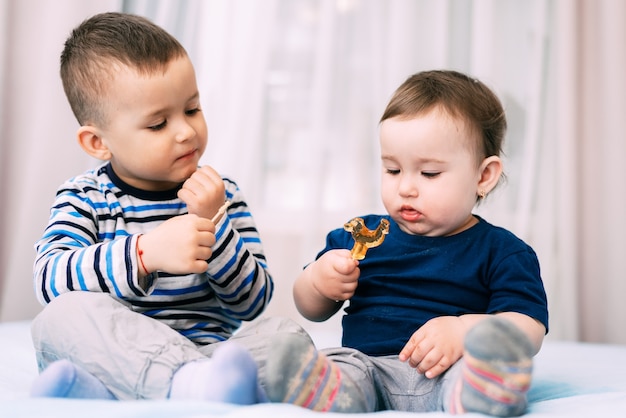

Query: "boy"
<box><xmin>30</xmin><ymin>12</ymin><xmax>293</xmax><ymax>403</ymax></box>
<box><xmin>264</xmin><ymin>70</ymin><xmax>549</xmax><ymax>416</ymax></box>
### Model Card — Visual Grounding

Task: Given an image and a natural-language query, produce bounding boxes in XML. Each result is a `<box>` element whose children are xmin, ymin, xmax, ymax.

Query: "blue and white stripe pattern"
<box><xmin>34</xmin><ymin>163</ymin><xmax>273</xmax><ymax>345</ymax></box>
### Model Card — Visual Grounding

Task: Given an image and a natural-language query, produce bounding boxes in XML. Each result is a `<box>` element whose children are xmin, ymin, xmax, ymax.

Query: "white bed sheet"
<box><xmin>1</xmin><ymin>320</ymin><xmax>626</xmax><ymax>417</ymax></box>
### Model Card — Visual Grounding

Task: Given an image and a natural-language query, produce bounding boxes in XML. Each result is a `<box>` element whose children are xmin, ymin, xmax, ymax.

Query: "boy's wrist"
<box><xmin>136</xmin><ymin>234</ymin><xmax>151</xmax><ymax>275</ymax></box>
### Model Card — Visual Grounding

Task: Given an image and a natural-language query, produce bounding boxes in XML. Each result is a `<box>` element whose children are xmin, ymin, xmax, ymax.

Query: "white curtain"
<box><xmin>1</xmin><ymin>0</ymin><xmax>625</xmax><ymax>344</ymax></box>
<box><xmin>562</xmin><ymin>0</ymin><xmax>626</xmax><ymax>343</ymax></box>
<box><xmin>0</xmin><ymin>0</ymin><xmax>120</xmax><ymax>321</ymax></box>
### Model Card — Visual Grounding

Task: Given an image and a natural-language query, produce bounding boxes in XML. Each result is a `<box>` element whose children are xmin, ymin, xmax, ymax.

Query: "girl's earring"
<box><xmin>478</xmin><ymin>190</ymin><xmax>486</xmax><ymax>199</ymax></box>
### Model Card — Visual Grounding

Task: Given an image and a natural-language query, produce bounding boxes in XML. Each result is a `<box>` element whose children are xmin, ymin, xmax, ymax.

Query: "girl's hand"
<box><xmin>399</xmin><ymin>316</ymin><xmax>466</xmax><ymax>379</ymax></box>
<box><xmin>310</xmin><ymin>249</ymin><xmax>360</xmax><ymax>302</ymax></box>
<box><xmin>293</xmin><ymin>249</ymin><xmax>360</xmax><ymax>322</ymax></box>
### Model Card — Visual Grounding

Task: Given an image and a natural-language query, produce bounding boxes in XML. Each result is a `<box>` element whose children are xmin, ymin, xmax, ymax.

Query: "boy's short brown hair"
<box><xmin>60</xmin><ymin>12</ymin><xmax>187</xmax><ymax>126</ymax></box>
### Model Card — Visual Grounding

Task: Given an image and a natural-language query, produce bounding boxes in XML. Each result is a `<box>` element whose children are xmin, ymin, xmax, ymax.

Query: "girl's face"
<box><xmin>96</xmin><ymin>56</ymin><xmax>208</xmax><ymax>191</ymax></box>
<box><xmin>379</xmin><ymin>107</ymin><xmax>486</xmax><ymax>237</ymax></box>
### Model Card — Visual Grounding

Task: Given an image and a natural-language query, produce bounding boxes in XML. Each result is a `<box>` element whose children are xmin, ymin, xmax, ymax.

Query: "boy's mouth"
<box><xmin>176</xmin><ymin>149</ymin><xmax>197</xmax><ymax>161</ymax></box>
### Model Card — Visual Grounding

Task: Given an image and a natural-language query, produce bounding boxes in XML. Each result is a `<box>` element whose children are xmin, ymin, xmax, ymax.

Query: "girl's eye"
<box><xmin>148</xmin><ymin>120</ymin><xmax>167</xmax><ymax>131</ymax></box>
<box><xmin>385</xmin><ymin>168</ymin><xmax>400</xmax><ymax>175</ymax></box>
<box><xmin>186</xmin><ymin>108</ymin><xmax>200</xmax><ymax>116</ymax></box>
<box><xmin>422</xmin><ymin>172</ymin><xmax>441</xmax><ymax>178</ymax></box>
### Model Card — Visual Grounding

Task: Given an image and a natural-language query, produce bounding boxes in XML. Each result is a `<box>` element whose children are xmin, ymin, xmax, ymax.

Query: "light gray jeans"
<box><xmin>31</xmin><ymin>291</ymin><xmax>309</xmax><ymax>400</ymax></box>
<box><xmin>321</xmin><ymin>346</ymin><xmax>461</xmax><ymax>412</ymax></box>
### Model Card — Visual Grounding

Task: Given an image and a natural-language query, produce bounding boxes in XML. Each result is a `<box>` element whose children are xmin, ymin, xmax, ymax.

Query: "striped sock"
<box><xmin>265</xmin><ymin>333</ymin><xmax>367</xmax><ymax>412</ymax></box>
<box><xmin>452</xmin><ymin>317</ymin><xmax>534</xmax><ymax>417</ymax></box>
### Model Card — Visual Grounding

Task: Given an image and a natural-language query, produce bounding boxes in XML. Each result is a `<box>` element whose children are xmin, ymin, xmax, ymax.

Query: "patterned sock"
<box><xmin>30</xmin><ymin>359</ymin><xmax>115</xmax><ymax>399</ymax></box>
<box><xmin>170</xmin><ymin>342</ymin><xmax>264</xmax><ymax>404</ymax></box>
<box><xmin>451</xmin><ymin>317</ymin><xmax>534</xmax><ymax>417</ymax></box>
<box><xmin>265</xmin><ymin>333</ymin><xmax>367</xmax><ymax>412</ymax></box>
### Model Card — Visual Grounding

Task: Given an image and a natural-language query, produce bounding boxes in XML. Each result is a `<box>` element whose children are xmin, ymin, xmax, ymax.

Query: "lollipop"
<box><xmin>344</xmin><ymin>217</ymin><xmax>390</xmax><ymax>260</ymax></box>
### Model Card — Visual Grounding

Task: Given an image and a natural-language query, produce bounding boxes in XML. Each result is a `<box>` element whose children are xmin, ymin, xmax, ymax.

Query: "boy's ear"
<box><xmin>77</xmin><ymin>126</ymin><xmax>111</xmax><ymax>161</ymax></box>
<box><xmin>477</xmin><ymin>156</ymin><xmax>503</xmax><ymax>195</ymax></box>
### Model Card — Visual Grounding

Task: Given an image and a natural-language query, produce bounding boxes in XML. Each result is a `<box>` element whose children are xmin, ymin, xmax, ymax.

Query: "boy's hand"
<box><xmin>177</xmin><ymin>166</ymin><xmax>226</xmax><ymax>221</ymax></box>
<box><xmin>310</xmin><ymin>249</ymin><xmax>360</xmax><ymax>302</ymax></box>
<box><xmin>139</xmin><ymin>214</ymin><xmax>216</xmax><ymax>274</ymax></box>
<box><xmin>399</xmin><ymin>316</ymin><xmax>466</xmax><ymax>379</ymax></box>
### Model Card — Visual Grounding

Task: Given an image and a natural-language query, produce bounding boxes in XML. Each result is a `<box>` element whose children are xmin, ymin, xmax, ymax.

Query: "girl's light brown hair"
<box><xmin>380</xmin><ymin>70</ymin><xmax>507</xmax><ymax>161</ymax></box>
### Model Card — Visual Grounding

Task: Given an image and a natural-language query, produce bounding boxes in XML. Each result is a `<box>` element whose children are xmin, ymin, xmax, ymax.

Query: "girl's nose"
<box><xmin>398</xmin><ymin>175</ymin><xmax>418</xmax><ymax>197</ymax></box>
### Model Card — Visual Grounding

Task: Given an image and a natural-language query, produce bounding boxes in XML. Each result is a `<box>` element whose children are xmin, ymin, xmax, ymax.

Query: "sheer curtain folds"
<box><xmin>0</xmin><ymin>0</ymin><xmax>119</xmax><ymax>321</ymax></box>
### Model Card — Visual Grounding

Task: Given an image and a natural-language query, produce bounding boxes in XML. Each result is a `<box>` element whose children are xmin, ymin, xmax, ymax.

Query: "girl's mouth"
<box><xmin>400</xmin><ymin>206</ymin><xmax>422</xmax><ymax>222</ymax></box>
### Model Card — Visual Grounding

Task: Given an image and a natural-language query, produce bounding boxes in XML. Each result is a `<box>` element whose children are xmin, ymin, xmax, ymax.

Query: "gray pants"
<box><xmin>31</xmin><ymin>292</ymin><xmax>309</xmax><ymax>400</ymax></box>
<box><xmin>31</xmin><ymin>291</ymin><xmax>459</xmax><ymax>411</ymax></box>
<box><xmin>321</xmin><ymin>346</ymin><xmax>460</xmax><ymax>412</ymax></box>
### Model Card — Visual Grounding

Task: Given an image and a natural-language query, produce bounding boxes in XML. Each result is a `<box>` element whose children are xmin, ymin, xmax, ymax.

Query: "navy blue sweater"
<box><xmin>317</xmin><ymin>215</ymin><xmax>548</xmax><ymax>356</ymax></box>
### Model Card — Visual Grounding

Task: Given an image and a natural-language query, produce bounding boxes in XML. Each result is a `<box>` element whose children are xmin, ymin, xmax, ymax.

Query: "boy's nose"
<box><xmin>175</xmin><ymin>121</ymin><xmax>196</xmax><ymax>142</ymax></box>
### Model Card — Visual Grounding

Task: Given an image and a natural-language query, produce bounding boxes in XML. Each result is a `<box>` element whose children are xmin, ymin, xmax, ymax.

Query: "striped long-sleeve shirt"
<box><xmin>34</xmin><ymin>163</ymin><xmax>273</xmax><ymax>344</ymax></box>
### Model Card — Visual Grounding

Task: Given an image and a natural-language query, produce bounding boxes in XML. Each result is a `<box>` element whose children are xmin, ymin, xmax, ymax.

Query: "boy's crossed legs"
<box><xmin>30</xmin><ymin>292</ymin><xmax>304</xmax><ymax>403</ymax></box>
<box><xmin>30</xmin><ymin>342</ymin><xmax>263</xmax><ymax>404</ymax></box>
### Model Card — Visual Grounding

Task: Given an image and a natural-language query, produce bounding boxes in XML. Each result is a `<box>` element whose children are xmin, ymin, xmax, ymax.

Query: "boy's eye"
<box><xmin>385</xmin><ymin>168</ymin><xmax>400</xmax><ymax>175</ymax></box>
<box><xmin>148</xmin><ymin>120</ymin><xmax>167</xmax><ymax>131</ymax></box>
<box><xmin>422</xmin><ymin>171</ymin><xmax>441</xmax><ymax>178</ymax></box>
<box><xmin>185</xmin><ymin>107</ymin><xmax>201</xmax><ymax>116</ymax></box>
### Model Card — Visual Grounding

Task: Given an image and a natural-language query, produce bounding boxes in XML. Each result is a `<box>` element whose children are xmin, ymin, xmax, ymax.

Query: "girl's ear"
<box><xmin>477</xmin><ymin>156</ymin><xmax>503</xmax><ymax>195</ymax></box>
<box><xmin>77</xmin><ymin>126</ymin><xmax>111</xmax><ymax>161</ymax></box>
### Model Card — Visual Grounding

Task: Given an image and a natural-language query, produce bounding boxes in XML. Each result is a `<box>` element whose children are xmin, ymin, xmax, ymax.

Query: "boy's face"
<box><xmin>96</xmin><ymin>56</ymin><xmax>208</xmax><ymax>191</ymax></box>
<box><xmin>379</xmin><ymin>107</ymin><xmax>483</xmax><ymax>237</ymax></box>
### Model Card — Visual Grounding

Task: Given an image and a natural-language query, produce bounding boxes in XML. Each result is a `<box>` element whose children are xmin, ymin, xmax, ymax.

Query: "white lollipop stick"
<box><xmin>211</xmin><ymin>201</ymin><xmax>231</xmax><ymax>223</ymax></box>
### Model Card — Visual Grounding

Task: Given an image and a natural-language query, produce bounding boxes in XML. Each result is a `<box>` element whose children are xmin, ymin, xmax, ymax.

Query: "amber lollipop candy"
<box><xmin>343</xmin><ymin>217</ymin><xmax>390</xmax><ymax>260</ymax></box>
